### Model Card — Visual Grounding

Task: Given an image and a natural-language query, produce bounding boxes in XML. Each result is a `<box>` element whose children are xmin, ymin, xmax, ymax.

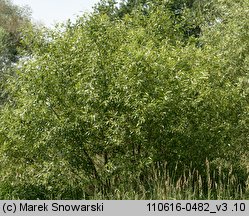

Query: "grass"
<box><xmin>89</xmin><ymin>161</ymin><xmax>249</xmax><ymax>200</ymax></box>
<box><xmin>0</xmin><ymin>161</ymin><xmax>248</xmax><ymax>200</ymax></box>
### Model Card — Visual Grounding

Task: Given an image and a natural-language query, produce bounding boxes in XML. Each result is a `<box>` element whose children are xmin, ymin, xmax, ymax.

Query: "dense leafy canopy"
<box><xmin>0</xmin><ymin>0</ymin><xmax>248</xmax><ymax>199</ymax></box>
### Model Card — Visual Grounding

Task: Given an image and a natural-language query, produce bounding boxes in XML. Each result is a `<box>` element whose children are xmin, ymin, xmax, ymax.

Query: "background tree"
<box><xmin>0</xmin><ymin>0</ymin><xmax>31</xmax><ymax>104</ymax></box>
<box><xmin>0</xmin><ymin>0</ymin><xmax>31</xmax><ymax>67</ymax></box>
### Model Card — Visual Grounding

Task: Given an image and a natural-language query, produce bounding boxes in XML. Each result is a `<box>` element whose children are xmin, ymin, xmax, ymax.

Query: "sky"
<box><xmin>12</xmin><ymin>0</ymin><xmax>101</xmax><ymax>27</ymax></box>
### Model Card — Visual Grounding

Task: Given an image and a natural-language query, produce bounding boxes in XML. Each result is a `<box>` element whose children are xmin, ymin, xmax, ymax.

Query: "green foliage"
<box><xmin>0</xmin><ymin>0</ymin><xmax>31</xmax><ymax>105</ymax></box>
<box><xmin>0</xmin><ymin>0</ymin><xmax>248</xmax><ymax>199</ymax></box>
<box><xmin>0</xmin><ymin>0</ymin><xmax>31</xmax><ymax>66</ymax></box>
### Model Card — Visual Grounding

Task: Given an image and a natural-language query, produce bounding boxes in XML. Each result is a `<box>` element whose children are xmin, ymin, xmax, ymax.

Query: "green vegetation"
<box><xmin>0</xmin><ymin>0</ymin><xmax>31</xmax><ymax>67</ymax></box>
<box><xmin>0</xmin><ymin>0</ymin><xmax>248</xmax><ymax>199</ymax></box>
<box><xmin>0</xmin><ymin>0</ymin><xmax>31</xmax><ymax>104</ymax></box>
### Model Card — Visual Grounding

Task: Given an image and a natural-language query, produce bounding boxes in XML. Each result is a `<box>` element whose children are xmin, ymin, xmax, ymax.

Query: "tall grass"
<box><xmin>0</xmin><ymin>161</ymin><xmax>248</xmax><ymax>199</ymax></box>
<box><xmin>92</xmin><ymin>162</ymin><xmax>249</xmax><ymax>200</ymax></box>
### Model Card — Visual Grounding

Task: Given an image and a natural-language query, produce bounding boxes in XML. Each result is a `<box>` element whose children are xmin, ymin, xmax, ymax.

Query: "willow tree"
<box><xmin>0</xmin><ymin>0</ymin><xmax>248</xmax><ymax>199</ymax></box>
